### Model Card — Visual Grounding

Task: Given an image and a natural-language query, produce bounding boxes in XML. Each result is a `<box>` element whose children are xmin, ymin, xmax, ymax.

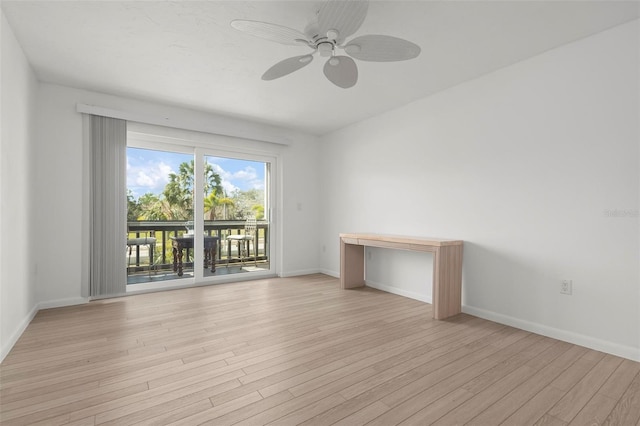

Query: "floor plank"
<box><xmin>0</xmin><ymin>274</ymin><xmax>637</xmax><ymax>426</ymax></box>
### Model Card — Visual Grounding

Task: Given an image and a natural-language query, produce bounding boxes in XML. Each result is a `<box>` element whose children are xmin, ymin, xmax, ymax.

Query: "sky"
<box><xmin>126</xmin><ymin>147</ymin><xmax>265</xmax><ymax>198</ymax></box>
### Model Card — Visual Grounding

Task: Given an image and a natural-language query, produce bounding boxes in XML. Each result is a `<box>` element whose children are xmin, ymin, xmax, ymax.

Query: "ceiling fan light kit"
<box><xmin>231</xmin><ymin>0</ymin><xmax>421</xmax><ymax>89</ymax></box>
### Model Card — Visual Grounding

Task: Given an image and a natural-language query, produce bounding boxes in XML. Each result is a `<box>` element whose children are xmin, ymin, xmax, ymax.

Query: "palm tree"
<box><xmin>204</xmin><ymin>193</ymin><xmax>218</xmax><ymax>220</ymax></box>
<box><xmin>136</xmin><ymin>194</ymin><xmax>175</xmax><ymax>220</ymax></box>
<box><xmin>163</xmin><ymin>173</ymin><xmax>191</xmax><ymax>219</ymax></box>
<box><xmin>251</xmin><ymin>204</ymin><xmax>265</xmax><ymax>220</ymax></box>
<box><xmin>204</xmin><ymin>162</ymin><xmax>223</xmax><ymax>198</ymax></box>
<box><xmin>204</xmin><ymin>193</ymin><xmax>235</xmax><ymax>220</ymax></box>
<box><xmin>163</xmin><ymin>160</ymin><xmax>223</xmax><ymax>220</ymax></box>
<box><xmin>218</xmin><ymin>196</ymin><xmax>235</xmax><ymax>220</ymax></box>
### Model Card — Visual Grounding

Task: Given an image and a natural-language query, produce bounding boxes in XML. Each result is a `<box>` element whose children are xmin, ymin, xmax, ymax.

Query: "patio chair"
<box><xmin>226</xmin><ymin>216</ymin><xmax>257</xmax><ymax>268</ymax></box>
<box><xmin>127</xmin><ymin>231</ymin><xmax>157</xmax><ymax>276</ymax></box>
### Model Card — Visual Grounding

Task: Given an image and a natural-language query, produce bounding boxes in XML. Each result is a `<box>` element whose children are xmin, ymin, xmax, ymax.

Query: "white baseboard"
<box><xmin>343</xmin><ymin>279</ymin><xmax>639</xmax><ymax>362</ymax></box>
<box><xmin>5</xmin><ymin>287</ymin><xmax>636</xmax><ymax>364</ymax></box>
<box><xmin>280</xmin><ymin>268</ymin><xmax>322</xmax><ymax>278</ymax></box>
<box><xmin>1</xmin><ymin>303</ymin><xmax>39</xmax><ymax>364</ymax></box>
<box><xmin>463</xmin><ymin>305</ymin><xmax>640</xmax><ymax>362</ymax></box>
<box><xmin>38</xmin><ymin>297</ymin><xmax>88</xmax><ymax>310</ymax></box>
<box><xmin>366</xmin><ymin>279</ymin><xmax>432</xmax><ymax>304</ymax></box>
<box><xmin>319</xmin><ymin>268</ymin><xmax>339</xmax><ymax>278</ymax></box>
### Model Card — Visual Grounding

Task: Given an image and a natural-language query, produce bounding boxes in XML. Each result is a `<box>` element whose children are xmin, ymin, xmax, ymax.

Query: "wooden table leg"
<box><xmin>340</xmin><ymin>239</ymin><xmax>365</xmax><ymax>289</ymax></box>
<box><xmin>176</xmin><ymin>248</ymin><xmax>183</xmax><ymax>276</ymax></box>
<box><xmin>172</xmin><ymin>246</ymin><xmax>178</xmax><ymax>273</ymax></box>
<box><xmin>432</xmin><ymin>245</ymin><xmax>463</xmax><ymax>320</ymax></box>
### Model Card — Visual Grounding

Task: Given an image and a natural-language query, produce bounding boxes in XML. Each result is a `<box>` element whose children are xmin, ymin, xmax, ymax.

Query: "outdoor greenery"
<box><xmin>127</xmin><ymin>160</ymin><xmax>265</xmax><ymax>221</ymax></box>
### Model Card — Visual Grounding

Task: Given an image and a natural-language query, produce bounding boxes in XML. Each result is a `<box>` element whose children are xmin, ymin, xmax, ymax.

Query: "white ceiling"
<box><xmin>2</xmin><ymin>1</ymin><xmax>638</xmax><ymax>135</ymax></box>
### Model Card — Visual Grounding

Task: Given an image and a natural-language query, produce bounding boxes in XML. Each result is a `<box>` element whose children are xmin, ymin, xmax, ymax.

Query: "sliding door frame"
<box><xmin>124</xmin><ymin>123</ymin><xmax>281</xmax><ymax>293</ymax></box>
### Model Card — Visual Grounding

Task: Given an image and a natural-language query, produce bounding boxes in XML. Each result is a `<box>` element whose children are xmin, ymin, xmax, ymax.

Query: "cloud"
<box><xmin>212</xmin><ymin>163</ymin><xmax>263</xmax><ymax>192</ymax></box>
<box><xmin>128</xmin><ymin>161</ymin><xmax>174</xmax><ymax>196</ymax></box>
<box><xmin>210</xmin><ymin>163</ymin><xmax>231</xmax><ymax>181</ymax></box>
<box><xmin>127</xmin><ymin>155</ymin><xmax>265</xmax><ymax>199</ymax></box>
<box><xmin>233</xmin><ymin>167</ymin><xmax>256</xmax><ymax>181</ymax></box>
<box><xmin>221</xmin><ymin>181</ymin><xmax>239</xmax><ymax>194</ymax></box>
<box><xmin>209</xmin><ymin>163</ymin><xmax>238</xmax><ymax>194</ymax></box>
<box><xmin>232</xmin><ymin>166</ymin><xmax>264</xmax><ymax>190</ymax></box>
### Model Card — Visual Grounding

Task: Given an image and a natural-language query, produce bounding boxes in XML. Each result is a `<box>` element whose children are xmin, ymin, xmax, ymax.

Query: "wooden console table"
<box><xmin>340</xmin><ymin>233</ymin><xmax>464</xmax><ymax>320</ymax></box>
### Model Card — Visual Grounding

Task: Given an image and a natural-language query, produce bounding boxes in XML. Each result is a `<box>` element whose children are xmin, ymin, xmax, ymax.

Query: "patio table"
<box><xmin>170</xmin><ymin>235</ymin><xmax>219</xmax><ymax>276</ymax></box>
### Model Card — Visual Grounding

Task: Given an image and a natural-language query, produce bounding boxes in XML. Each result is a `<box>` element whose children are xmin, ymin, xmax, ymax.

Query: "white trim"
<box><xmin>125</xmin><ymin>273</ymin><xmax>278</xmax><ymax>296</ymax></box>
<box><xmin>80</xmin><ymin>115</ymin><xmax>90</xmax><ymax>298</ymax></box>
<box><xmin>280</xmin><ymin>268</ymin><xmax>322</xmax><ymax>278</ymax></box>
<box><xmin>275</xmin><ymin>152</ymin><xmax>284</xmax><ymax>279</ymax></box>
<box><xmin>5</xmin><ymin>287</ymin><xmax>637</xmax><ymax>364</ymax></box>
<box><xmin>463</xmin><ymin>304</ymin><xmax>640</xmax><ymax>362</ymax></box>
<box><xmin>76</xmin><ymin>103</ymin><xmax>290</xmax><ymax>146</ymax></box>
<box><xmin>333</xmin><ymin>274</ymin><xmax>639</xmax><ymax>362</ymax></box>
<box><xmin>366</xmin><ymin>279</ymin><xmax>433</xmax><ymax>304</ymax></box>
<box><xmin>127</xmin><ymin>123</ymin><xmax>284</xmax><ymax>158</ymax></box>
<box><xmin>126</xmin><ymin>277</ymin><xmax>195</xmax><ymax>293</ymax></box>
<box><xmin>320</xmin><ymin>268</ymin><xmax>339</xmax><ymax>278</ymax></box>
<box><xmin>127</xmin><ymin>135</ymin><xmax>194</xmax><ymax>154</ymax></box>
<box><xmin>38</xmin><ymin>297</ymin><xmax>88</xmax><ymax>310</ymax></box>
<box><xmin>194</xmin><ymin>148</ymin><xmax>205</xmax><ymax>280</ymax></box>
<box><xmin>0</xmin><ymin>303</ymin><xmax>38</xmax><ymax>363</ymax></box>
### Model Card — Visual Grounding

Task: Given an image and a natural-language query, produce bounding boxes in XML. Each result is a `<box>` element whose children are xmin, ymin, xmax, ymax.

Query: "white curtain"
<box><xmin>88</xmin><ymin>115</ymin><xmax>127</xmax><ymax>298</ymax></box>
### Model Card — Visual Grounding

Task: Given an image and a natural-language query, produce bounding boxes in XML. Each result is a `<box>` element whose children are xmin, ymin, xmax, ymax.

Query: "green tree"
<box><xmin>163</xmin><ymin>174</ymin><xmax>191</xmax><ymax>220</ymax></box>
<box><xmin>204</xmin><ymin>163</ymin><xmax>223</xmax><ymax>198</ymax></box>
<box><xmin>251</xmin><ymin>205</ymin><xmax>265</xmax><ymax>220</ymax></box>
<box><xmin>218</xmin><ymin>196</ymin><xmax>235</xmax><ymax>220</ymax></box>
<box><xmin>229</xmin><ymin>188</ymin><xmax>265</xmax><ymax>219</ymax></box>
<box><xmin>162</xmin><ymin>160</ymin><xmax>223</xmax><ymax>220</ymax></box>
<box><xmin>204</xmin><ymin>193</ymin><xmax>235</xmax><ymax>220</ymax></box>
<box><xmin>135</xmin><ymin>193</ymin><xmax>168</xmax><ymax>220</ymax></box>
<box><xmin>204</xmin><ymin>193</ymin><xmax>218</xmax><ymax>220</ymax></box>
<box><xmin>127</xmin><ymin>190</ymin><xmax>142</xmax><ymax>221</ymax></box>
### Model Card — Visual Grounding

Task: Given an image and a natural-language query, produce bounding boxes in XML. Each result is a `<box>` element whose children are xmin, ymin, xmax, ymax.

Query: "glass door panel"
<box><xmin>126</xmin><ymin>147</ymin><xmax>194</xmax><ymax>284</ymax></box>
<box><xmin>202</xmin><ymin>155</ymin><xmax>270</xmax><ymax>276</ymax></box>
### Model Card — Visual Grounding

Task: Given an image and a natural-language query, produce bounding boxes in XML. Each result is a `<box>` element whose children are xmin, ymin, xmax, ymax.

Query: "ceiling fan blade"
<box><xmin>317</xmin><ymin>1</ymin><xmax>369</xmax><ymax>43</ymax></box>
<box><xmin>323</xmin><ymin>56</ymin><xmax>358</xmax><ymax>88</ymax></box>
<box><xmin>231</xmin><ymin>20</ymin><xmax>309</xmax><ymax>46</ymax></box>
<box><xmin>262</xmin><ymin>54</ymin><xmax>314</xmax><ymax>81</ymax></box>
<box><xmin>344</xmin><ymin>35</ymin><xmax>421</xmax><ymax>62</ymax></box>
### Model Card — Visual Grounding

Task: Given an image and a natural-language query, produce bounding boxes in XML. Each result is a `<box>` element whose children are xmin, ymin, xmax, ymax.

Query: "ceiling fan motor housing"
<box><xmin>318</xmin><ymin>41</ymin><xmax>334</xmax><ymax>56</ymax></box>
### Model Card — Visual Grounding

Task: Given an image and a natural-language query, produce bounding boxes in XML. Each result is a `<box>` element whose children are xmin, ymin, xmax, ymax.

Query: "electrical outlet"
<box><xmin>560</xmin><ymin>280</ymin><xmax>572</xmax><ymax>295</ymax></box>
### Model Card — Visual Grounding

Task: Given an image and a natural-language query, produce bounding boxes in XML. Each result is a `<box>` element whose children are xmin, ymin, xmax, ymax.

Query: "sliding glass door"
<box><xmin>126</xmin><ymin>138</ymin><xmax>275</xmax><ymax>289</ymax></box>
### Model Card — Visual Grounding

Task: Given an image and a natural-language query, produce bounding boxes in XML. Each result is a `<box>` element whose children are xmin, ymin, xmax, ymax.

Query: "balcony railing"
<box><xmin>126</xmin><ymin>220</ymin><xmax>269</xmax><ymax>275</ymax></box>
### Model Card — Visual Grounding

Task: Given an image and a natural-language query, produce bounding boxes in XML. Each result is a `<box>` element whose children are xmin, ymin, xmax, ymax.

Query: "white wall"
<box><xmin>4</xmin><ymin>10</ymin><xmax>637</xmax><ymax>364</ymax></box>
<box><xmin>0</xmin><ymin>12</ymin><xmax>39</xmax><ymax>361</ymax></box>
<box><xmin>320</xmin><ymin>20</ymin><xmax>640</xmax><ymax>361</ymax></box>
<box><xmin>34</xmin><ymin>83</ymin><xmax>321</xmax><ymax>305</ymax></box>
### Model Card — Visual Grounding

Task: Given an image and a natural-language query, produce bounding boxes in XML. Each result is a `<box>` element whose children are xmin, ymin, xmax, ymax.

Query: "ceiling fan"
<box><xmin>230</xmin><ymin>0</ymin><xmax>421</xmax><ymax>89</ymax></box>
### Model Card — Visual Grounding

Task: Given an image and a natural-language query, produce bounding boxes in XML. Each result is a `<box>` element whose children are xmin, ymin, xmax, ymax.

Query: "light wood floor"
<box><xmin>1</xmin><ymin>274</ymin><xmax>639</xmax><ymax>425</ymax></box>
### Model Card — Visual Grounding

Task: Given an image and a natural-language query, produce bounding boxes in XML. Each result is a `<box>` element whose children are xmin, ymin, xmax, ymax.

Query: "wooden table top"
<box><xmin>340</xmin><ymin>233</ymin><xmax>463</xmax><ymax>247</ymax></box>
